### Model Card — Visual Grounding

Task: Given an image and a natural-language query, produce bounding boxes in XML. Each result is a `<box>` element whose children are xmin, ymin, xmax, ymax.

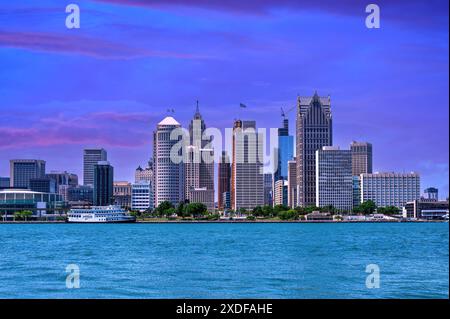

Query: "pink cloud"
<box><xmin>0</xmin><ymin>111</ymin><xmax>156</xmax><ymax>149</ymax></box>
<box><xmin>0</xmin><ymin>30</ymin><xmax>208</xmax><ymax>60</ymax></box>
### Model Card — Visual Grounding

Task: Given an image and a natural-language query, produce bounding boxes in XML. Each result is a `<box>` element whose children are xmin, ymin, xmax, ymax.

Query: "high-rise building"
<box><xmin>315</xmin><ymin>146</ymin><xmax>353</xmax><ymax>211</ymax></box>
<box><xmin>287</xmin><ymin>158</ymin><xmax>297</xmax><ymax>208</ymax></box>
<box><xmin>46</xmin><ymin>171</ymin><xmax>78</xmax><ymax>201</ymax></box>
<box><xmin>274</xmin><ymin>179</ymin><xmax>288</xmax><ymax>206</ymax></box>
<box><xmin>46</xmin><ymin>171</ymin><xmax>78</xmax><ymax>188</ymax></box>
<box><xmin>153</xmin><ymin>116</ymin><xmax>184</xmax><ymax>207</ymax></box>
<box><xmin>113</xmin><ymin>181</ymin><xmax>132</xmax><ymax>209</ymax></box>
<box><xmin>184</xmin><ymin>105</ymin><xmax>215</xmax><ymax>210</ymax></box>
<box><xmin>131</xmin><ymin>181</ymin><xmax>154</xmax><ymax>212</ymax></box>
<box><xmin>231</xmin><ymin>120</ymin><xmax>264</xmax><ymax>211</ymax></box>
<box><xmin>83</xmin><ymin>148</ymin><xmax>107</xmax><ymax>186</ymax></box>
<box><xmin>423</xmin><ymin>187</ymin><xmax>439</xmax><ymax>201</ymax></box>
<box><xmin>296</xmin><ymin>93</ymin><xmax>332</xmax><ymax>207</ymax></box>
<box><xmin>0</xmin><ymin>177</ymin><xmax>10</xmax><ymax>189</ymax></box>
<box><xmin>30</xmin><ymin>177</ymin><xmax>57</xmax><ymax>194</ymax></box>
<box><xmin>274</xmin><ymin>119</ymin><xmax>294</xmax><ymax>182</ymax></box>
<box><xmin>93</xmin><ymin>161</ymin><xmax>114</xmax><ymax>206</ymax></box>
<box><xmin>360</xmin><ymin>172</ymin><xmax>420</xmax><ymax>208</ymax></box>
<box><xmin>350</xmin><ymin>141</ymin><xmax>373</xmax><ymax>176</ymax></box>
<box><xmin>218</xmin><ymin>151</ymin><xmax>231</xmax><ymax>210</ymax></box>
<box><xmin>135</xmin><ymin>160</ymin><xmax>154</xmax><ymax>183</ymax></box>
<box><xmin>68</xmin><ymin>185</ymin><xmax>93</xmax><ymax>205</ymax></box>
<box><xmin>353</xmin><ymin>176</ymin><xmax>361</xmax><ymax>208</ymax></box>
<box><xmin>9</xmin><ymin>159</ymin><xmax>46</xmax><ymax>188</ymax></box>
<box><xmin>263</xmin><ymin>173</ymin><xmax>273</xmax><ymax>207</ymax></box>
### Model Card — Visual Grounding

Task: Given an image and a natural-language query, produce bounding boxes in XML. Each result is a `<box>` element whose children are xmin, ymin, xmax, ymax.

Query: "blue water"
<box><xmin>0</xmin><ymin>223</ymin><xmax>448</xmax><ymax>298</ymax></box>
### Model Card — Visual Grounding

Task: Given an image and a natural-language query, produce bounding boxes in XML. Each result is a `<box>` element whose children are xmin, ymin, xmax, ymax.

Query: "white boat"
<box><xmin>67</xmin><ymin>205</ymin><xmax>136</xmax><ymax>223</ymax></box>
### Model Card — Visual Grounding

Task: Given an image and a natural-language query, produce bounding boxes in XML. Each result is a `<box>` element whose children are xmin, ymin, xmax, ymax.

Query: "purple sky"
<box><xmin>0</xmin><ymin>0</ymin><xmax>448</xmax><ymax>198</ymax></box>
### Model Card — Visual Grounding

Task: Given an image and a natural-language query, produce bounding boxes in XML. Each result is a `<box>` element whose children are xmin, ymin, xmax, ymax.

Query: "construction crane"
<box><xmin>280</xmin><ymin>105</ymin><xmax>296</xmax><ymax>119</ymax></box>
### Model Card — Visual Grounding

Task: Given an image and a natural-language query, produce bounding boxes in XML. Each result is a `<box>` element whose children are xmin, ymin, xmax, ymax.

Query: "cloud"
<box><xmin>94</xmin><ymin>0</ymin><xmax>449</xmax><ymax>28</ymax></box>
<box><xmin>0</xmin><ymin>110</ymin><xmax>157</xmax><ymax>149</ymax></box>
<box><xmin>0</xmin><ymin>30</ymin><xmax>208</xmax><ymax>60</ymax></box>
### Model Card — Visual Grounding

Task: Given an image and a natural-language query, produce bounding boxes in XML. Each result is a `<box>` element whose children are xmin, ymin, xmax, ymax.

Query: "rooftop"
<box><xmin>158</xmin><ymin>116</ymin><xmax>180</xmax><ymax>126</ymax></box>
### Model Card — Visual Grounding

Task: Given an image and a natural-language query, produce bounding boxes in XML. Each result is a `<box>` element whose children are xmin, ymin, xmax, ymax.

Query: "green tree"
<box><xmin>14</xmin><ymin>210</ymin><xmax>33</xmax><ymax>221</ymax></box>
<box><xmin>262</xmin><ymin>205</ymin><xmax>273</xmax><ymax>218</ymax></box>
<box><xmin>354</xmin><ymin>200</ymin><xmax>377</xmax><ymax>215</ymax></box>
<box><xmin>239</xmin><ymin>207</ymin><xmax>247</xmax><ymax>215</ymax></box>
<box><xmin>378</xmin><ymin>206</ymin><xmax>400</xmax><ymax>215</ymax></box>
<box><xmin>185</xmin><ymin>203</ymin><xmax>207</xmax><ymax>218</ymax></box>
<box><xmin>273</xmin><ymin>204</ymin><xmax>289</xmax><ymax>216</ymax></box>
<box><xmin>278</xmin><ymin>209</ymin><xmax>299</xmax><ymax>220</ymax></box>
<box><xmin>252</xmin><ymin>206</ymin><xmax>263</xmax><ymax>217</ymax></box>
<box><xmin>155</xmin><ymin>201</ymin><xmax>174</xmax><ymax>217</ymax></box>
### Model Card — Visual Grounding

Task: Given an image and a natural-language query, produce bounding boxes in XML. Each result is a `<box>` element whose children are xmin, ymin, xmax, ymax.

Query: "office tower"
<box><xmin>274</xmin><ymin>179</ymin><xmax>288</xmax><ymax>206</ymax></box>
<box><xmin>263</xmin><ymin>173</ymin><xmax>273</xmax><ymax>207</ymax></box>
<box><xmin>423</xmin><ymin>187</ymin><xmax>439</xmax><ymax>201</ymax></box>
<box><xmin>113</xmin><ymin>181</ymin><xmax>132</xmax><ymax>209</ymax></box>
<box><xmin>68</xmin><ymin>185</ymin><xmax>93</xmax><ymax>205</ymax></box>
<box><xmin>131</xmin><ymin>181</ymin><xmax>154</xmax><ymax>212</ymax></box>
<box><xmin>350</xmin><ymin>141</ymin><xmax>373</xmax><ymax>176</ymax></box>
<box><xmin>184</xmin><ymin>105</ymin><xmax>215</xmax><ymax>211</ymax></box>
<box><xmin>135</xmin><ymin>159</ymin><xmax>154</xmax><ymax>183</ymax></box>
<box><xmin>218</xmin><ymin>151</ymin><xmax>231</xmax><ymax>210</ymax></box>
<box><xmin>353</xmin><ymin>176</ymin><xmax>361</xmax><ymax>208</ymax></box>
<box><xmin>0</xmin><ymin>177</ymin><xmax>10</xmax><ymax>189</ymax></box>
<box><xmin>93</xmin><ymin>161</ymin><xmax>114</xmax><ymax>206</ymax></box>
<box><xmin>222</xmin><ymin>192</ymin><xmax>231</xmax><ymax>210</ymax></box>
<box><xmin>46</xmin><ymin>171</ymin><xmax>78</xmax><ymax>201</ymax></box>
<box><xmin>231</xmin><ymin>119</ymin><xmax>264</xmax><ymax>211</ymax></box>
<box><xmin>9</xmin><ymin>159</ymin><xmax>46</xmax><ymax>188</ymax></box>
<box><xmin>153</xmin><ymin>116</ymin><xmax>184</xmax><ymax>207</ymax></box>
<box><xmin>83</xmin><ymin>148</ymin><xmax>107</xmax><ymax>186</ymax></box>
<box><xmin>360</xmin><ymin>172</ymin><xmax>420</xmax><ymax>208</ymax></box>
<box><xmin>296</xmin><ymin>92</ymin><xmax>332</xmax><ymax>207</ymax></box>
<box><xmin>315</xmin><ymin>146</ymin><xmax>353</xmax><ymax>211</ymax></box>
<box><xmin>30</xmin><ymin>177</ymin><xmax>57</xmax><ymax>194</ymax></box>
<box><xmin>287</xmin><ymin>158</ymin><xmax>297</xmax><ymax>208</ymax></box>
<box><xmin>274</xmin><ymin>118</ymin><xmax>294</xmax><ymax>182</ymax></box>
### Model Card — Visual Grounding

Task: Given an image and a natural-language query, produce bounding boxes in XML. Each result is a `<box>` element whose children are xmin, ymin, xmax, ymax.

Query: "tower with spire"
<box><xmin>184</xmin><ymin>101</ymin><xmax>215</xmax><ymax>211</ymax></box>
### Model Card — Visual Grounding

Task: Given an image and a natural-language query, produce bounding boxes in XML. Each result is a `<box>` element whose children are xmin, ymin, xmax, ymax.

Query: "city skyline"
<box><xmin>0</xmin><ymin>0</ymin><xmax>448</xmax><ymax>198</ymax></box>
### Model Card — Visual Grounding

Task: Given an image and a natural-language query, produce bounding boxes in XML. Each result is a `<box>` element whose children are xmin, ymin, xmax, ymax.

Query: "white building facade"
<box><xmin>360</xmin><ymin>172</ymin><xmax>420</xmax><ymax>208</ymax></box>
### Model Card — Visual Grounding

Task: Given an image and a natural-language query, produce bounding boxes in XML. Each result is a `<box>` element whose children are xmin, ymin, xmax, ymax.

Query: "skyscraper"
<box><xmin>274</xmin><ymin>179</ymin><xmax>288</xmax><ymax>206</ymax></box>
<box><xmin>135</xmin><ymin>159</ymin><xmax>154</xmax><ymax>183</ymax></box>
<box><xmin>83</xmin><ymin>148</ymin><xmax>107</xmax><ymax>186</ymax></box>
<box><xmin>218</xmin><ymin>151</ymin><xmax>231</xmax><ymax>210</ymax></box>
<box><xmin>350</xmin><ymin>141</ymin><xmax>373</xmax><ymax>176</ymax></box>
<box><xmin>231</xmin><ymin>119</ymin><xmax>264</xmax><ymax>211</ymax></box>
<box><xmin>274</xmin><ymin>118</ymin><xmax>294</xmax><ymax>182</ymax></box>
<box><xmin>9</xmin><ymin>159</ymin><xmax>46</xmax><ymax>188</ymax></box>
<box><xmin>153</xmin><ymin>116</ymin><xmax>184</xmax><ymax>207</ymax></box>
<box><xmin>287</xmin><ymin>158</ymin><xmax>297</xmax><ymax>208</ymax></box>
<box><xmin>315</xmin><ymin>146</ymin><xmax>353</xmax><ymax>211</ymax></box>
<box><xmin>93</xmin><ymin>161</ymin><xmax>114</xmax><ymax>206</ymax></box>
<box><xmin>184</xmin><ymin>104</ymin><xmax>215</xmax><ymax>210</ymax></box>
<box><xmin>296</xmin><ymin>92</ymin><xmax>332</xmax><ymax>207</ymax></box>
<box><xmin>263</xmin><ymin>173</ymin><xmax>273</xmax><ymax>207</ymax></box>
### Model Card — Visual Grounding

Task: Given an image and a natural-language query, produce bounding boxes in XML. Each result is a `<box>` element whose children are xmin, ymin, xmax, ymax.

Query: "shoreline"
<box><xmin>0</xmin><ymin>219</ymin><xmax>446</xmax><ymax>224</ymax></box>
